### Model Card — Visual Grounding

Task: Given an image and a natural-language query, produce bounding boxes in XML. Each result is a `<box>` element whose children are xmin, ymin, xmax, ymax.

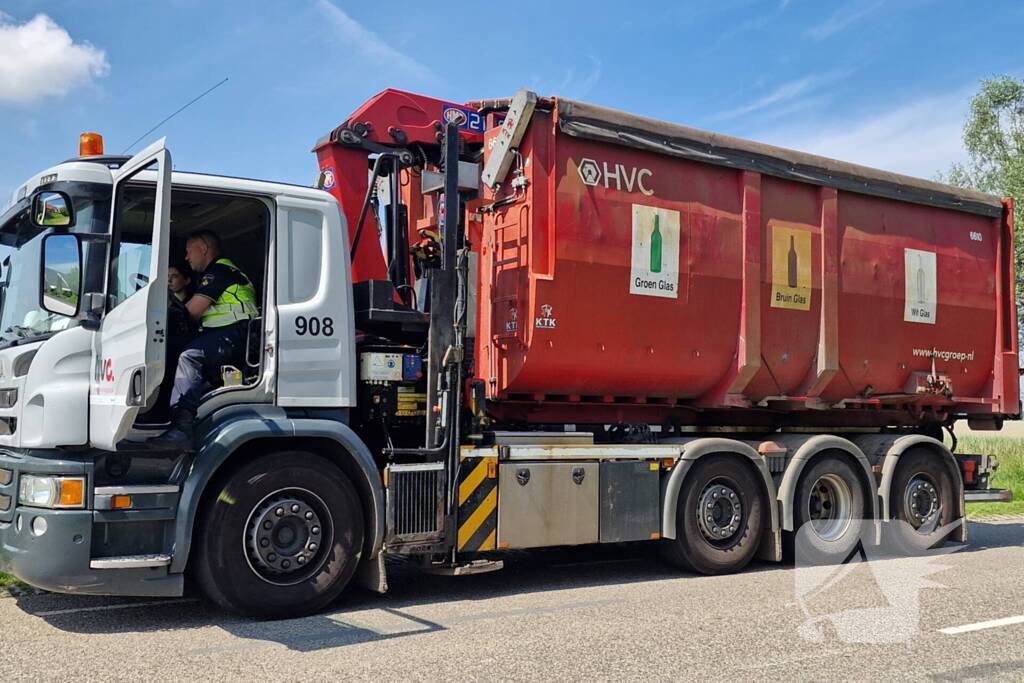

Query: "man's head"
<box><xmin>185</xmin><ymin>230</ymin><xmax>221</xmax><ymax>273</ymax></box>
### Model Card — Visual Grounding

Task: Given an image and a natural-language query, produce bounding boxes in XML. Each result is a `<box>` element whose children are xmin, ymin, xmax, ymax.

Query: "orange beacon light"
<box><xmin>79</xmin><ymin>132</ymin><xmax>104</xmax><ymax>157</ymax></box>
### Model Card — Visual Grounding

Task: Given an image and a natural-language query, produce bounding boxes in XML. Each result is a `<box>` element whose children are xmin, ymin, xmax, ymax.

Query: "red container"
<box><xmin>474</xmin><ymin>98</ymin><xmax>1018</xmax><ymax>427</ymax></box>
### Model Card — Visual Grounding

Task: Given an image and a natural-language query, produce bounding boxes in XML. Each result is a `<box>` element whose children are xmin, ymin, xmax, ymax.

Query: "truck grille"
<box><xmin>0</xmin><ymin>465</ymin><xmax>13</xmax><ymax>521</ymax></box>
<box><xmin>386</xmin><ymin>462</ymin><xmax>445</xmax><ymax>545</ymax></box>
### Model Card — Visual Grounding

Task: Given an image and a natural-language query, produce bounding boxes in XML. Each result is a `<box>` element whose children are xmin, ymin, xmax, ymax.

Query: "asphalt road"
<box><xmin>2</xmin><ymin>519</ymin><xmax>1024</xmax><ymax>682</ymax></box>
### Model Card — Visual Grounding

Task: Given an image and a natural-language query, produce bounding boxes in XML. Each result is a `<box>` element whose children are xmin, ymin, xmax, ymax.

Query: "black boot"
<box><xmin>145</xmin><ymin>409</ymin><xmax>195</xmax><ymax>450</ymax></box>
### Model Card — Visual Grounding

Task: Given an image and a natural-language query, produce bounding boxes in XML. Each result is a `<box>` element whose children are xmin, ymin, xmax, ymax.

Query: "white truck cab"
<box><xmin>0</xmin><ymin>138</ymin><xmax>372</xmax><ymax>610</ymax></box>
<box><xmin>0</xmin><ymin>139</ymin><xmax>355</xmax><ymax>449</ymax></box>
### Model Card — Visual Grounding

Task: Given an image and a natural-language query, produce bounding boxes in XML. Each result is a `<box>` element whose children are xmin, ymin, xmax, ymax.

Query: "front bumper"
<box><xmin>0</xmin><ymin>449</ymin><xmax>182</xmax><ymax>597</ymax></box>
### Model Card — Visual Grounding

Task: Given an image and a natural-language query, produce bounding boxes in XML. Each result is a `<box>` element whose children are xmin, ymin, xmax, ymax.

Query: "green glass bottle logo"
<box><xmin>650</xmin><ymin>212</ymin><xmax>662</xmax><ymax>273</ymax></box>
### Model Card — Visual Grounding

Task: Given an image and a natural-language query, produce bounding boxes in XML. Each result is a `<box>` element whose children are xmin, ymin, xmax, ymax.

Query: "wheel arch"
<box><xmin>874</xmin><ymin>434</ymin><xmax>965</xmax><ymax>524</ymax></box>
<box><xmin>169</xmin><ymin>406</ymin><xmax>385</xmax><ymax>575</ymax></box>
<box><xmin>773</xmin><ymin>435</ymin><xmax>878</xmax><ymax>532</ymax></box>
<box><xmin>661</xmin><ymin>438</ymin><xmax>780</xmax><ymax>553</ymax></box>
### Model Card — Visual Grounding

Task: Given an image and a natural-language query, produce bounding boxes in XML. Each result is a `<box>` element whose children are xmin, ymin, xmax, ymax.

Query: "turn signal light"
<box><xmin>111</xmin><ymin>495</ymin><xmax>132</xmax><ymax>509</ymax></box>
<box><xmin>58</xmin><ymin>478</ymin><xmax>85</xmax><ymax>507</ymax></box>
<box><xmin>79</xmin><ymin>132</ymin><xmax>104</xmax><ymax>157</ymax></box>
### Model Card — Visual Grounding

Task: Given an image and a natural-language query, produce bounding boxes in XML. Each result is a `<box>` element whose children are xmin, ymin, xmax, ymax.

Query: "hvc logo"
<box><xmin>577</xmin><ymin>158</ymin><xmax>654</xmax><ymax>196</ymax></box>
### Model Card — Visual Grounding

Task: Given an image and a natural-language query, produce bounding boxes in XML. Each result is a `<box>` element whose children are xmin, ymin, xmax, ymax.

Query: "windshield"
<box><xmin>0</xmin><ymin>182</ymin><xmax>110</xmax><ymax>347</ymax></box>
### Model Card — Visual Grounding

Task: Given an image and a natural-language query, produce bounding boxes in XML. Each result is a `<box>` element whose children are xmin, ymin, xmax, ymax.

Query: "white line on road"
<box><xmin>34</xmin><ymin>598</ymin><xmax>198</xmax><ymax>617</ymax></box>
<box><xmin>939</xmin><ymin>615</ymin><xmax>1024</xmax><ymax>635</ymax></box>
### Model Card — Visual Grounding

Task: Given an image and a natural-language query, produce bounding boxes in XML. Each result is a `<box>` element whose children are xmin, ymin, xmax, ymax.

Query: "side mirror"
<box><xmin>40</xmin><ymin>234</ymin><xmax>82</xmax><ymax>317</ymax></box>
<box><xmin>32</xmin><ymin>191</ymin><xmax>75</xmax><ymax>228</ymax></box>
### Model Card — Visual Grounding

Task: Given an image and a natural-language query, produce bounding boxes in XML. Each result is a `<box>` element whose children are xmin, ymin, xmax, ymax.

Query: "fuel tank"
<box><xmin>474</xmin><ymin>97</ymin><xmax>1018</xmax><ymax>427</ymax></box>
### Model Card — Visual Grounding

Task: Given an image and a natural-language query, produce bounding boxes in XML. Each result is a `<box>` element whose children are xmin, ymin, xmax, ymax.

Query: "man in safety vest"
<box><xmin>149</xmin><ymin>229</ymin><xmax>259</xmax><ymax>448</ymax></box>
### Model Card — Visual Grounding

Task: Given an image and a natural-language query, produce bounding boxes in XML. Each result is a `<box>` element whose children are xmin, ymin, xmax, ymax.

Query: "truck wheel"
<box><xmin>788</xmin><ymin>454</ymin><xmax>866</xmax><ymax>565</ymax></box>
<box><xmin>193</xmin><ymin>451</ymin><xmax>364</xmax><ymax>618</ymax></box>
<box><xmin>661</xmin><ymin>456</ymin><xmax>764</xmax><ymax>575</ymax></box>
<box><xmin>888</xmin><ymin>448</ymin><xmax>957</xmax><ymax>554</ymax></box>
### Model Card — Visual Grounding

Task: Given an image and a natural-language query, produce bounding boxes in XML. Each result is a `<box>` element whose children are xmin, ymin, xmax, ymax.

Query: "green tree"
<box><xmin>940</xmin><ymin>76</ymin><xmax>1024</xmax><ymax>341</ymax></box>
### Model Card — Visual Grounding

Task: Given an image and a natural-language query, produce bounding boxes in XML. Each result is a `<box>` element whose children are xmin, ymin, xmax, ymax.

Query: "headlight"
<box><xmin>18</xmin><ymin>475</ymin><xmax>85</xmax><ymax>509</ymax></box>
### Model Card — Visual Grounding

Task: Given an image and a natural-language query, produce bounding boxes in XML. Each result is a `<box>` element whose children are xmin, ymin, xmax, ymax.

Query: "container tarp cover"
<box><xmin>554</xmin><ymin>97</ymin><xmax>1003</xmax><ymax>218</ymax></box>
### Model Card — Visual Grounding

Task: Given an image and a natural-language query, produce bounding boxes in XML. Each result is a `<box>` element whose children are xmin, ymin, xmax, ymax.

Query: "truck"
<box><xmin>0</xmin><ymin>89</ymin><xmax>1017</xmax><ymax>618</ymax></box>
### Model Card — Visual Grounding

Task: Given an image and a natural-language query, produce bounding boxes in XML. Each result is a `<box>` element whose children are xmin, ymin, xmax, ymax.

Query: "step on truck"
<box><xmin>0</xmin><ymin>90</ymin><xmax>1017</xmax><ymax>618</ymax></box>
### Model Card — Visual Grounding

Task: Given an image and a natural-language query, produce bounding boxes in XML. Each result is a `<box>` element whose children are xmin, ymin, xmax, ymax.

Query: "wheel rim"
<box><xmin>903</xmin><ymin>473</ymin><xmax>940</xmax><ymax>533</ymax></box>
<box><xmin>696</xmin><ymin>479</ymin><xmax>744</xmax><ymax>546</ymax></box>
<box><xmin>805</xmin><ymin>473</ymin><xmax>854</xmax><ymax>542</ymax></box>
<box><xmin>244</xmin><ymin>487</ymin><xmax>334</xmax><ymax>586</ymax></box>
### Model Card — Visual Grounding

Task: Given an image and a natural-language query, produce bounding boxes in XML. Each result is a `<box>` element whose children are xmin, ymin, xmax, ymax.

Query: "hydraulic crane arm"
<box><xmin>312</xmin><ymin>89</ymin><xmax>485</xmax><ymax>289</ymax></box>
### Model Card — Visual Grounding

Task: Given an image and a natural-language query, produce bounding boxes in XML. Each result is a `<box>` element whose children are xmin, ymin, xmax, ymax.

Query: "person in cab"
<box><xmin>149</xmin><ymin>230</ymin><xmax>258</xmax><ymax>448</ymax></box>
<box><xmin>168</xmin><ymin>261</ymin><xmax>194</xmax><ymax>304</ymax></box>
<box><xmin>147</xmin><ymin>259</ymin><xmax>197</xmax><ymax>423</ymax></box>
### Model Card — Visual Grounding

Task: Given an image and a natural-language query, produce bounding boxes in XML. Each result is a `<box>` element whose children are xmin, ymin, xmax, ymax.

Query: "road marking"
<box><xmin>34</xmin><ymin>598</ymin><xmax>198</xmax><ymax>617</ymax></box>
<box><xmin>939</xmin><ymin>615</ymin><xmax>1024</xmax><ymax>635</ymax></box>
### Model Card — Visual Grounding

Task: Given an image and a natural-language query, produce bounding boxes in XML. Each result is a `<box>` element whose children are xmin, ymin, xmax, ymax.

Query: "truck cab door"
<box><xmin>89</xmin><ymin>139</ymin><xmax>171</xmax><ymax>450</ymax></box>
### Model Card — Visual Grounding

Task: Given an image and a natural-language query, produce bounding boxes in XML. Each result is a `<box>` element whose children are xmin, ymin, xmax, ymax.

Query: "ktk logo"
<box><xmin>505</xmin><ymin>307</ymin><xmax>518</xmax><ymax>333</ymax></box>
<box><xmin>535</xmin><ymin>303</ymin><xmax>557</xmax><ymax>329</ymax></box>
<box><xmin>577</xmin><ymin>158</ymin><xmax>654</xmax><ymax>196</ymax></box>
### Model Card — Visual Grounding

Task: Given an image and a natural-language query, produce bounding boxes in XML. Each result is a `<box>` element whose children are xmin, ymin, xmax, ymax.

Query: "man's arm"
<box><xmin>188</xmin><ymin>265</ymin><xmax>228</xmax><ymax>322</ymax></box>
<box><xmin>186</xmin><ymin>295</ymin><xmax>213</xmax><ymax>322</ymax></box>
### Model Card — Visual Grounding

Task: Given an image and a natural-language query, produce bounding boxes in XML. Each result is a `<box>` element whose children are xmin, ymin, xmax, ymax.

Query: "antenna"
<box><xmin>122</xmin><ymin>77</ymin><xmax>229</xmax><ymax>154</ymax></box>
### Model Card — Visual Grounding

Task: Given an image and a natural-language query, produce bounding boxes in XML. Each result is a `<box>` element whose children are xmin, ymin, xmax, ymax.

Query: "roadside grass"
<box><xmin>0</xmin><ymin>571</ymin><xmax>23</xmax><ymax>589</ymax></box>
<box><xmin>958</xmin><ymin>436</ymin><xmax>1024</xmax><ymax>518</ymax></box>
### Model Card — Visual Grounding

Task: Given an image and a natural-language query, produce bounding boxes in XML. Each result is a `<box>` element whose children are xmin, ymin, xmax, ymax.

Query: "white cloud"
<box><xmin>710</xmin><ymin>70</ymin><xmax>853</xmax><ymax>122</ymax></box>
<box><xmin>0</xmin><ymin>13</ymin><xmax>109</xmax><ymax>105</ymax></box>
<box><xmin>806</xmin><ymin>0</ymin><xmax>886</xmax><ymax>41</ymax></box>
<box><xmin>750</xmin><ymin>90</ymin><xmax>971</xmax><ymax>179</ymax></box>
<box><xmin>553</xmin><ymin>56</ymin><xmax>602</xmax><ymax>99</ymax></box>
<box><xmin>315</xmin><ymin>1</ymin><xmax>434</xmax><ymax>81</ymax></box>
<box><xmin>526</xmin><ymin>56</ymin><xmax>603</xmax><ymax>101</ymax></box>
<box><xmin>714</xmin><ymin>76</ymin><xmax>816</xmax><ymax>121</ymax></box>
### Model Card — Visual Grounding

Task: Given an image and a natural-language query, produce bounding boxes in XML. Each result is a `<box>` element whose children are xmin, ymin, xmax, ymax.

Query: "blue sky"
<box><xmin>2</xmin><ymin>0</ymin><xmax>1023</xmax><ymax>204</ymax></box>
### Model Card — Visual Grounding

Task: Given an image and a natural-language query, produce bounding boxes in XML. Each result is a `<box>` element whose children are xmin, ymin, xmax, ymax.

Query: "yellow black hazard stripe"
<box><xmin>457</xmin><ymin>456</ymin><xmax>497</xmax><ymax>552</ymax></box>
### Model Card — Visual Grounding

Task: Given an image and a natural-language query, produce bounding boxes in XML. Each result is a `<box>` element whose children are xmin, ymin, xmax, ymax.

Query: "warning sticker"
<box><xmin>770</xmin><ymin>225</ymin><xmax>812</xmax><ymax>311</ymax></box>
<box><xmin>904</xmin><ymin>248</ymin><xmax>936</xmax><ymax>324</ymax></box>
<box><xmin>630</xmin><ymin>204</ymin><xmax>680</xmax><ymax>298</ymax></box>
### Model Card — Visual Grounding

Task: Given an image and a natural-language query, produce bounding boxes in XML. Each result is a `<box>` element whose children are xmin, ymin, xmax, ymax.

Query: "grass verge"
<box><xmin>959</xmin><ymin>436</ymin><xmax>1024</xmax><ymax>519</ymax></box>
<box><xmin>0</xmin><ymin>571</ymin><xmax>23</xmax><ymax>589</ymax></box>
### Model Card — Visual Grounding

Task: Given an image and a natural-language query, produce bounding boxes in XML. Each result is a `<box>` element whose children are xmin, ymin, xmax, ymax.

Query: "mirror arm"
<box><xmin>81</xmin><ymin>292</ymin><xmax>104</xmax><ymax>331</ymax></box>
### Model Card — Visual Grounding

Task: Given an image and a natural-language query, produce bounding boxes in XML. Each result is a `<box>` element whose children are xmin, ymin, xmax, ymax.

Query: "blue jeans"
<box><xmin>170</xmin><ymin>322</ymin><xmax>248</xmax><ymax>415</ymax></box>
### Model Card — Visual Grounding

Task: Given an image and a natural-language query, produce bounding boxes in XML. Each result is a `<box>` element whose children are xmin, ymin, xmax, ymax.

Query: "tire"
<box><xmin>661</xmin><ymin>456</ymin><xmax>765</xmax><ymax>575</ymax></box>
<box><xmin>887</xmin><ymin>448</ymin><xmax>957</xmax><ymax>554</ymax></box>
<box><xmin>192</xmin><ymin>451</ymin><xmax>365</xmax><ymax>618</ymax></box>
<box><xmin>787</xmin><ymin>454</ymin><xmax>866</xmax><ymax>566</ymax></box>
